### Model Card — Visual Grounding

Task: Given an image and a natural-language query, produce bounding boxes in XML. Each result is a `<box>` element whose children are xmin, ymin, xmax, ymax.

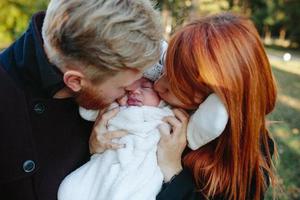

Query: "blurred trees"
<box><xmin>230</xmin><ymin>0</ymin><xmax>300</xmax><ymax>47</ymax></box>
<box><xmin>156</xmin><ymin>0</ymin><xmax>192</xmax><ymax>39</ymax></box>
<box><xmin>158</xmin><ymin>0</ymin><xmax>300</xmax><ymax>47</ymax></box>
<box><xmin>284</xmin><ymin>0</ymin><xmax>300</xmax><ymax>45</ymax></box>
<box><xmin>0</xmin><ymin>0</ymin><xmax>48</xmax><ymax>48</ymax></box>
<box><xmin>0</xmin><ymin>0</ymin><xmax>299</xmax><ymax>48</ymax></box>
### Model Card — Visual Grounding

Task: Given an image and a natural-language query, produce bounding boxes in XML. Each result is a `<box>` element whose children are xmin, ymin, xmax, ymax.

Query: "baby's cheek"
<box><xmin>143</xmin><ymin>91</ymin><xmax>161</xmax><ymax>107</ymax></box>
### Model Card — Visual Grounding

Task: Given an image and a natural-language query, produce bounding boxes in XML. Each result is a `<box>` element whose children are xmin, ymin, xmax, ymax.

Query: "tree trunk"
<box><xmin>279</xmin><ymin>27</ymin><xmax>286</xmax><ymax>41</ymax></box>
<box><xmin>242</xmin><ymin>0</ymin><xmax>250</xmax><ymax>14</ymax></box>
<box><xmin>161</xmin><ymin>2</ymin><xmax>172</xmax><ymax>40</ymax></box>
<box><xmin>264</xmin><ymin>25</ymin><xmax>272</xmax><ymax>44</ymax></box>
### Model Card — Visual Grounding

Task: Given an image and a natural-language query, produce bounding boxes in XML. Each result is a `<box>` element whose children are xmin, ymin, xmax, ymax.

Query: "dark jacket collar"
<box><xmin>0</xmin><ymin>11</ymin><xmax>65</xmax><ymax>97</ymax></box>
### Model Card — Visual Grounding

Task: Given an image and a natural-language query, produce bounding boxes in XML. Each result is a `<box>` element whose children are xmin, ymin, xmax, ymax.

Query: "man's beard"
<box><xmin>75</xmin><ymin>85</ymin><xmax>109</xmax><ymax>110</ymax></box>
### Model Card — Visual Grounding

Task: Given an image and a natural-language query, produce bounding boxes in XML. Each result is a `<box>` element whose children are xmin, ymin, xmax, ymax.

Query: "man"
<box><xmin>0</xmin><ymin>0</ymin><xmax>162</xmax><ymax>199</ymax></box>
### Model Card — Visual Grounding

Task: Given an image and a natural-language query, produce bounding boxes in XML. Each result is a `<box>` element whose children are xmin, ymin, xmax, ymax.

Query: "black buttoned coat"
<box><xmin>0</xmin><ymin>12</ymin><xmax>94</xmax><ymax>200</ymax></box>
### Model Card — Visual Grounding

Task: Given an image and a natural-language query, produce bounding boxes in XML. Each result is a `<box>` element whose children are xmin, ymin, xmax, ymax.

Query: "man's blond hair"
<box><xmin>42</xmin><ymin>0</ymin><xmax>162</xmax><ymax>81</ymax></box>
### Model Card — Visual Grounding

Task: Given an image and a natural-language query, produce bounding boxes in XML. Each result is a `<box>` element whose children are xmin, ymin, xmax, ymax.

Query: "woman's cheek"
<box><xmin>161</xmin><ymin>92</ymin><xmax>178</xmax><ymax>106</ymax></box>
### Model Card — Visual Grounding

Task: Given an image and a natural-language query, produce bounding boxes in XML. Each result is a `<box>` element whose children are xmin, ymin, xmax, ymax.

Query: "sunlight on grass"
<box><xmin>278</xmin><ymin>94</ymin><xmax>300</xmax><ymax>111</ymax></box>
<box><xmin>266</xmin><ymin>51</ymin><xmax>300</xmax><ymax>200</ymax></box>
<box><xmin>271</xmin><ymin>124</ymin><xmax>300</xmax><ymax>155</ymax></box>
<box><xmin>270</xmin><ymin>60</ymin><xmax>300</xmax><ymax>76</ymax></box>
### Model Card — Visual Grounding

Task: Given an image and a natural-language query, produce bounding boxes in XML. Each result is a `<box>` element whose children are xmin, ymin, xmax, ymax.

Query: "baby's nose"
<box><xmin>129</xmin><ymin>88</ymin><xmax>142</xmax><ymax>95</ymax></box>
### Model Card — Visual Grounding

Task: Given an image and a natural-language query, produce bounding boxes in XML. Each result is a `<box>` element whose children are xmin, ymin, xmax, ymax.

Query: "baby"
<box><xmin>58</xmin><ymin>77</ymin><xmax>174</xmax><ymax>200</ymax></box>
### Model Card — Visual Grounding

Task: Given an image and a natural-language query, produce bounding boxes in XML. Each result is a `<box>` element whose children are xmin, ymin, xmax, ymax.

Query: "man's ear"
<box><xmin>63</xmin><ymin>70</ymin><xmax>85</xmax><ymax>92</ymax></box>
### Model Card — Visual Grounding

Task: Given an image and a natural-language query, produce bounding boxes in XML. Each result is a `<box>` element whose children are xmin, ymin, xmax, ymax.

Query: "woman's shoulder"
<box><xmin>157</xmin><ymin>168</ymin><xmax>197</xmax><ymax>200</ymax></box>
<box><xmin>157</xmin><ymin>167</ymin><xmax>229</xmax><ymax>200</ymax></box>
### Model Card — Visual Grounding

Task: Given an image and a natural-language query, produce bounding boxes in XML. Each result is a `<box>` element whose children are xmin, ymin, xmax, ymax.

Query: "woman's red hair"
<box><xmin>165</xmin><ymin>13</ymin><xmax>277</xmax><ymax>200</ymax></box>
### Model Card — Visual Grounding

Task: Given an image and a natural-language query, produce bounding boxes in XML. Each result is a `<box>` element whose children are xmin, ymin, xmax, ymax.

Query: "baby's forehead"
<box><xmin>139</xmin><ymin>77</ymin><xmax>154</xmax><ymax>85</ymax></box>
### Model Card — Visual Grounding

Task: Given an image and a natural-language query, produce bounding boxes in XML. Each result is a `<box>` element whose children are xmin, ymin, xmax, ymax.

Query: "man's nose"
<box><xmin>125</xmin><ymin>79</ymin><xmax>141</xmax><ymax>92</ymax></box>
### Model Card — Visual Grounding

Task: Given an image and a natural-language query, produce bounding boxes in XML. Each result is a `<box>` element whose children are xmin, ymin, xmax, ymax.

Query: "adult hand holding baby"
<box><xmin>157</xmin><ymin>108</ymin><xmax>189</xmax><ymax>182</ymax></box>
<box><xmin>89</xmin><ymin>107</ymin><xmax>128</xmax><ymax>154</ymax></box>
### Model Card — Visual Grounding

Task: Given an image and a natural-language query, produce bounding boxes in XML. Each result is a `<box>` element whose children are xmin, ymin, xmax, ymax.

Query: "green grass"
<box><xmin>265</xmin><ymin>49</ymin><xmax>300</xmax><ymax>200</ymax></box>
<box><xmin>265</xmin><ymin>44</ymin><xmax>300</xmax><ymax>58</ymax></box>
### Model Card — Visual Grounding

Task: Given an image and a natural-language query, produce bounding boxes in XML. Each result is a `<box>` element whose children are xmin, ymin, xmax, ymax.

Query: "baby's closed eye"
<box><xmin>141</xmin><ymin>80</ymin><xmax>153</xmax><ymax>87</ymax></box>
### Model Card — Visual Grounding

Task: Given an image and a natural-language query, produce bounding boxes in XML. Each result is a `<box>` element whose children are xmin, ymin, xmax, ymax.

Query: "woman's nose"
<box><xmin>125</xmin><ymin>80</ymin><xmax>139</xmax><ymax>92</ymax></box>
<box><xmin>154</xmin><ymin>77</ymin><xmax>167</xmax><ymax>93</ymax></box>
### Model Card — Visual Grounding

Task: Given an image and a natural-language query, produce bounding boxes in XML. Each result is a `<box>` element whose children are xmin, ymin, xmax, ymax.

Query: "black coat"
<box><xmin>157</xmin><ymin>140</ymin><xmax>274</xmax><ymax>200</ymax></box>
<box><xmin>0</xmin><ymin>12</ymin><xmax>94</xmax><ymax>200</ymax></box>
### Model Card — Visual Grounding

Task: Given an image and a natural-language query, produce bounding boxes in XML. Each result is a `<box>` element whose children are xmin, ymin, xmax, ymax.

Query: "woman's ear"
<box><xmin>63</xmin><ymin>70</ymin><xmax>85</xmax><ymax>92</ymax></box>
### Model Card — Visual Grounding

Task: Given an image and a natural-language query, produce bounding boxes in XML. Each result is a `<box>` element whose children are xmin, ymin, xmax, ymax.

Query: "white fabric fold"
<box><xmin>58</xmin><ymin>106</ymin><xmax>173</xmax><ymax>200</ymax></box>
<box><xmin>187</xmin><ymin>93</ymin><xmax>228</xmax><ymax>150</ymax></box>
<box><xmin>78</xmin><ymin>93</ymin><xmax>228</xmax><ymax>151</ymax></box>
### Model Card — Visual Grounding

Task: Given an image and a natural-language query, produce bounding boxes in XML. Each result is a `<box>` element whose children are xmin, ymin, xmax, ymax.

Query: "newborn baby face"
<box><xmin>118</xmin><ymin>78</ymin><xmax>161</xmax><ymax>107</ymax></box>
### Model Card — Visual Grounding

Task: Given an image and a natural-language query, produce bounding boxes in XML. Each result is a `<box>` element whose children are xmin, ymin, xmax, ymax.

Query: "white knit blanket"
<box><xmin>57</xmin><ymin>106</ymin><xmax>173</xmax><ymax>200</ymax></box>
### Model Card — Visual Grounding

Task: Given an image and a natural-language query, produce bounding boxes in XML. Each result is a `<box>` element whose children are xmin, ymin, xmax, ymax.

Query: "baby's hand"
<box><xmin>89</xmin><ymin>107</ymin><xmax>128</xmax><ymax>154</ymax></box>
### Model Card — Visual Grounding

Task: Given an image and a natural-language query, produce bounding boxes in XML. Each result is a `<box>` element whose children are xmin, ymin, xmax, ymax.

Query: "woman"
<box><xmin>91</xmin><ymin>13</ymin><xmax>277</xmax><ymax>200</ymax></box>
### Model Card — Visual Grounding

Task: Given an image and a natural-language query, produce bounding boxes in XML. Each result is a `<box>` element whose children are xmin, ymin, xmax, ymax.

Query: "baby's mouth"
<box><xmin>127</xmin><ymin>97</ymin><xmax>143</xmax><ymax>106</ymax></box>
